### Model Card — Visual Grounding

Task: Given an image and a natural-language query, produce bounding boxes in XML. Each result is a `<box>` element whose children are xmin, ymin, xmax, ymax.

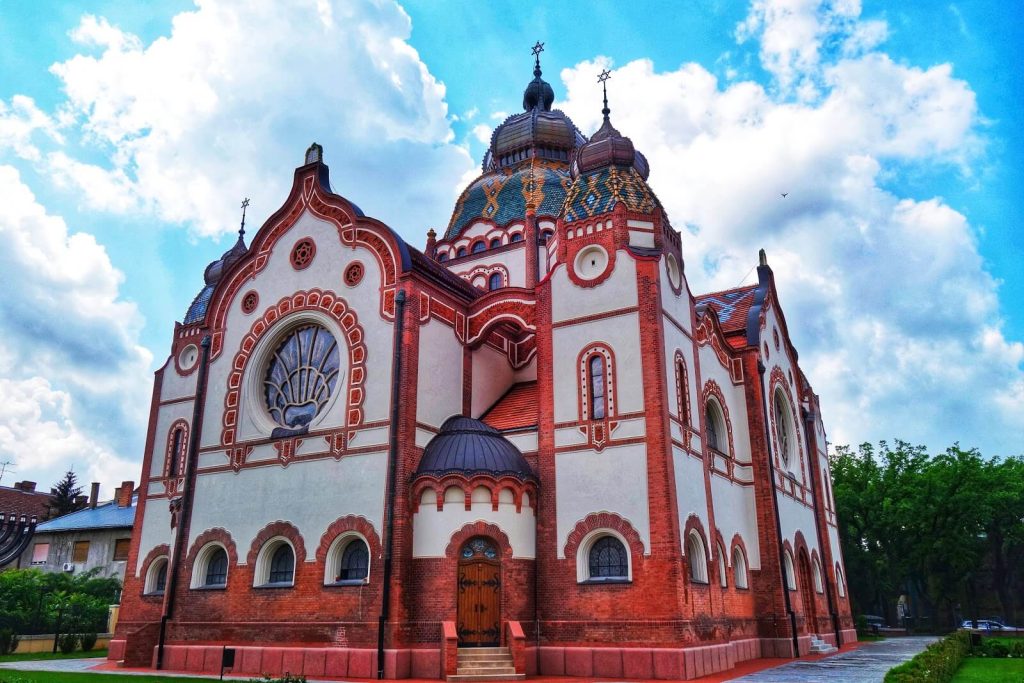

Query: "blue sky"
<box><xmin>0</xmin><ymin>0</ymin><xmax>1020</xmax><ymax>491</ymax></box>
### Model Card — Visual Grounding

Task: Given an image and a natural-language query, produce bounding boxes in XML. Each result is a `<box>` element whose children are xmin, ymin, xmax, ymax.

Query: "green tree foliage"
<box><xmin>832</xmin><ymin>441</ymin><xmax>1024</xmax><ymax>629</ymax></box>
<box><xmin>48</xmin><ymin>470</ymin><xmax>84</xmax><ymax>517</ymax></box>
<box><xmin>0</xmin><ymin>569</ymin><xmax>120</xmax><ymax>636</ymax></box>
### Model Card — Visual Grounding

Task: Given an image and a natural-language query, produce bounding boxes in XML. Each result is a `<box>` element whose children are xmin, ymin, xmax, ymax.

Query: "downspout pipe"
<box><xmin>801</xmin><ymin>406</ymin><xmax>842</xmax><ymax>647</ymax></box>
<box><xmin>157</xmin><ymin>335</ymin><xmax>211</xmax><ymax>670</ymax></box>
<box><xmin>758</xmin><ymin>360</ymin><xmax>799</xmax><ymax>658</ymax></box>
<box><xmin>378</xmin><ymin>289</ymin><xmax>407</xmax><ymax>679</ymax></box>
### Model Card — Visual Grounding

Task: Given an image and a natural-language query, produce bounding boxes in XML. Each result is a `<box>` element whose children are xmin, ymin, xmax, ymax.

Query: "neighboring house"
<box><xmin>0</xmin><ymin>480</ymin><xmax>53</xmax><ymax>520</ymax></box>
<box><xmin>18</xmin><ymin>482</ymin><xmax>137</xmax><ymax>581</ymax></box>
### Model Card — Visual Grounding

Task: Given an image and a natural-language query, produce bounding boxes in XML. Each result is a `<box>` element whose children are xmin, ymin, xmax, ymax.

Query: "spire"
<box><xmin>598</xmin><ymin>68</ymin><xmax>611</xmax><ymax>122</ymax></box>
<box><xmin>533</xmin><ymin>40</ymin><xmax>544</xmax><ymax>78</ymax></box>
<box><xmin>523</xmin><ymin>40</ymin><xmax>554</xmax><ymax>111</ymax></box>
<box><xmin>238</xmin><ymin>197</ymin><xmax>249</xmax><ymax>240</ymax></box>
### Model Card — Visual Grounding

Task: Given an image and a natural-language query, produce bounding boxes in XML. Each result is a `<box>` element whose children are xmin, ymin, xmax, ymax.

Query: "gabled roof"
<box><xmin>481</xmin><ymin>381</ymin><xmax>538</xmax><ymax>432</ymax></box>
<box><xmin>35</xmin><ymin>497</ymin><xmax>136</xmax><ymax>533</ymax></box>
<box><xmin>695</xmin><ymin>284</ymin><xmax>760</xmax><ymax>335</ymax></box>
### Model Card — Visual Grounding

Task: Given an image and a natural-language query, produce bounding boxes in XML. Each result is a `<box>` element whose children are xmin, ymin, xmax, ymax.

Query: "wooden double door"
<box><xmin>457</xmin><ymin>537</ymin><xmax>501</xmax><ymax>647</ymax></box>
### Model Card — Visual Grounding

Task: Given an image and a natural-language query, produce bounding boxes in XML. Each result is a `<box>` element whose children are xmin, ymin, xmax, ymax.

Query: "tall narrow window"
<box><xmin>267</xmin><ymin>544</ymin><xmax>295</xmax><ymax>584</ymax></box>
<box><xmin>205</xmin><ymin>548</ymin><xmax>228</xmax><ymax>586</ymax></box>
<box><xmin>488</xmin><ymin>273</ymin><xmax>502</xmax><ymax>291</ymax></box>
<box><xmin>339</xmin><ymin>540</ymin><xmax>369</xmax><ymax>582</ymax></box>
<box><xmin>170</xmin><ymin>428</ymin><xmax>183</xmax><ymax>477</ymax></box>
<box><xmin>676</xmin><ymin>359</ymin><xmax>690</xmax><ymax>425</ymax></box>
<box><xmin>774</xmin><ymin>391</ymin><xmax>792</xmax><ymax>467</ymax></box>
<box><xmin>589</xmin><ymin>355</ymin><xmax>606</xmax><ymax>419</ymax></box>
<box><xmin>155</xmin><ymin>562</ymin><xmax>168</xmax><ymax>592</ymax></box>
<box><xmin>705</xmin><ymin>403</ymin><xmax>721</xmax><ymax>452</ymax></box>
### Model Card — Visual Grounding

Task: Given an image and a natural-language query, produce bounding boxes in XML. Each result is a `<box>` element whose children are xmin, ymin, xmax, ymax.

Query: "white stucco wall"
<box><xmin>710</xmin><ymin>476</ymin><xmax>762</xmax><ymax>569</ymax></box>
<box><xmin>159</xmin><ymin>355</ymin><xmax>200</xmax><ymax>402</ymax></box>
<box><xmin>696</xmin><ymin>345</ymin><xmax>752</xmax><ymax>463</ymax></box>
<box><xmin>149</xmin><ymin>401</ymin><xmax>195</xmax><ymax>478</ymax></box>
<box><xmin>134</xmin><ymin>500</ymin><xmax>174</xmax><ymax>576</ymax></box>
<box><xmin>672</xmin><ymin>448</ymin><xmax>709</xmax><ymax>553</ymax></box>
<box><xmin>412</xmin><ymin>500</ymin><xmax>535</xmax><ymax>558</ymax></box>
<box><xmin>417</xmin><ymin>320</ymin><xmax>463</xmax><ymax>428</ymax></box>
<box><xmin>472</xmin><ymin>344</ymin><xmax>515</xmax><ymax>418</ymax></box>
<box><xmin>550</xmin><ymin>251</ymin><xmax>637</xmax><ymax>324</ymax></box>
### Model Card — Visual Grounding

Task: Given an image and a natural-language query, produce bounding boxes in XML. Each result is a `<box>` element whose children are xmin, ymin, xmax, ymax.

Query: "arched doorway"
<box><xmin>457</xmin><ymin>537</ymin><xmax>501</xmax><ymax>647</ymax></box>
<box><xmin>798</xmin><ymin>551</ymin><xmax>819</xmax><ymax>635</ymax></box>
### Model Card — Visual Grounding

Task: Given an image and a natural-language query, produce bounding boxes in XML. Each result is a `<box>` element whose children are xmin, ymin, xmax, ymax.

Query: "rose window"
<box><xmin>264</xmin><ymin>324</ymin><xmax>340</xmax><ymax>436</ymax></box>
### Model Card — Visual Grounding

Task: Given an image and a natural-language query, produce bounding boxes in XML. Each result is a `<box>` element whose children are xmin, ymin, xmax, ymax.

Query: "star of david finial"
<box><xmin>532</xmin><ymin>41</ymin><xmax>545</xmax><ymax>76</ymax></box>
<box><xmin>239</xmin><ymin>197</ymin><xmax>250</xmax><ymax>238</ymax></box>
<box><xmin>598</xmin><ymin>69</ymin><xmax>612</xmax><ymax>120</ymax></box>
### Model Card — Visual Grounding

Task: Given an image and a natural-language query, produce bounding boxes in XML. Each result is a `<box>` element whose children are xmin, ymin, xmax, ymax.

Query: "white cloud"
<box><xmin>471</xmin><ymin>124</ymin><xmax>492</xmax><ymax>144</ymax></box>
<box><xmin>46</xmin><ymin>1</ymin><xmax>474</xmax><ymax>240</ymax></box>
<box><xmin>0</xmin><ymin>96</ymin><xmax>61</xmax><ymax>161</ymax></box>
<box><xmin>0</xmin><ymin>165</ymin><xmax>151</xmax><ymax>490</ymax></box>
<box><xmin>558</xmin><ymin>4</ymin><xmax>1022</xmax><ymax>456</ymax></box>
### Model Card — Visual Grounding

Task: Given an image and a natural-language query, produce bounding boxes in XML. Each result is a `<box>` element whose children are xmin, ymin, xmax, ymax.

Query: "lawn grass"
<box><xmin>0</xmin><ymin>671</ymin><xmax>220</xmax><ymax>682</ymax></box>
<box><xmin>858</xmin><ymin>633</ymin><xmax>886</xmax><ymax>642</ymax></box>
<box><xmin>951</xmin><ymin>656</ymin><xmax>1024</xmax><ymax>682</ymax></box>
<box><xmin>0</xmin><ymin>650</ymin><xmax>107</xmax><ymax>663</ymax></box>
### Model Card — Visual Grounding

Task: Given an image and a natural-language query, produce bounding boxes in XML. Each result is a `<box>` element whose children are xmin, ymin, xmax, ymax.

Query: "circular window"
<box><xmin>665</xmin><ymin>253</ymin><xmax>681</xmax><ymax>290</ymax></box>
<box><xmin>344</xmin><ymin>262</ymin><xmax>364</xmax><ymax>287</ymax></box>
<box><xmin>264</xmin><ymin>324</ymin><xmax>341</xmax><ymax>433</ymax></box>
<box><xmin>290</xmin><ymin>238</ymin><xmax>316</xmax><ymax>270</ymax></box>
<box><xmin>178</xmin><ymin>344</ymin><xmax>199</xmax><ymax>372</ymax></box>
<box><xmin>573</xmin><ymin>245</ymin><xmax>609</xmax><ymax>281</ymax></box>
<box><xmin>241</xmin><ymin>291</ymin><xmax>259</xmax><ymax>314</ymax></box>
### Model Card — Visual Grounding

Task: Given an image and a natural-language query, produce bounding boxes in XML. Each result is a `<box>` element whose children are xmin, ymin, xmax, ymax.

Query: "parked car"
<box><xmin>861</xmin><ymin>615</ymin><xmax>887</xmax><ymax>632</ymax></box>
<box><xmin>961</xmin><ymin>619</ymin><xmax>1018</xmax><ymax>631</ymax></box>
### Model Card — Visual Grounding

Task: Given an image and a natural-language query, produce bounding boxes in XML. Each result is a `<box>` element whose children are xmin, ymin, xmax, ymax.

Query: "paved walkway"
<box><xmin>731</xmin><ymin>637</ymin><xmax>938</xmax><ymax>682</ymax></box>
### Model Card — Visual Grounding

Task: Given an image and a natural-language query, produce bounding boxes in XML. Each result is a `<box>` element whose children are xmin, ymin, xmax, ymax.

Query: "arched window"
<box><xmin>675</xmin><ymin>358</ymin><xmax>690</xmax><ymax>426</ymax></box>
<box><xmin>264</xmin><ymin>325</ymin><xmax>340</xmax><ymax>434</ymax></box>
<box><xmin>438</xmin><ymin>252</ymin><xmax>449</xmax><ymax>263</ymax></box>
<box><xmin>774</xmin><ymin>390</ymin><xmax>793</xmax><ymax>467</ymax></box>
<box><xmin>540</xmin><ymin>229</ymin><xmax>554</xmax><ymax>244</ymax></box>
<box><xmin>472</xmin><ymin>241</ymin><xmax>486</xmax><ymax>254</ymax></box>
<box><xmin>705</xmin><ymin>400</ymin><xmax>725</xmax><ymax>453</ymax></box>
<box><xmin>456</xmin><ymin>246</ymin><xmax>467</xmax><ymax>258</ymax></box>
<box><xmin>783</xmin><ymin>550</ymin><xmax>796</xmax><ymax>590</ymax></box>
<box><xmin>489</xmin><ymin>238</ymin><xmax>501</xmax><ymax>248</ymax></box>
<box><xmin>588</xmin><ymin>355</ymin><xmax>607</xmax><ymax>419</ymax></box>
<box><xmin>145</xmin><ymin>557</ymin><xmax>168</xmax><ymax>595</ymax></box>
<box><xmin>588</xmin><ymin>536</ymin><xmax>628</xmax><ymax>581</ymax></box>
<box><xmin>488</xmin><ymin>273</ymin><xmax>502</xmax><ymax>291</ymax></box>
<box><xmin>339</xmin><ymin>540</ymin><xmax>369</xmax><ymax>582</ymax></box>
<box><xmin>687</xmin><ymin>531</ymin><xmax>708</xmax><ymax>584</ymax></box>
<box><xmin>156</xmin><ymin>562</ymin><xmax>167</xmax><ymax>592</ymax></box>
<box><xmin>268</xmin><ymin>544</ymin><xmax>295</xmax><ymax>584</ymax></box>
<box><xmin>812</xmin><ymin>557</ymin><xmax>824</xmax><ymax>593</ymax></box>
<box><xmin>205</xmin><ymin>547</ymin><xmax>228</xmax><ymax>587</ymax></box>
<box><xmin>717</xmin><ymin>542</ymin><xmax>728</xmax><ymax>588</ymax></box>
<box><xmin>836</xmin><ymin>564</ymin><xmax>846</xmax><ymax>597</ymax></box>
<box><xmin>510</xmin><ymin>233</ymin><xmax>523</xmax><ymax>243</ymax></box>
<box><xmin>732</xmin><ymin>546</ymin><xmax>749</xmax><ymax>589</ymax></box>
<box><xmin>169</xmin><ymin>428</ymin><xmax>184</xmax><ymax>477</ymax></box>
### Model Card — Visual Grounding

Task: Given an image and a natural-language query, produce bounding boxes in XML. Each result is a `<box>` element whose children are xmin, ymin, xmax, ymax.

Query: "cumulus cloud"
<box><xmin>559</xmin><ymin>1</ymin><xmax>1022</xmax><ymax>455</ymax></box>
<box><xmin>0</xmin><ymin>165</ymin><xmax>151</xmax><ymax>489</ymax></box>
<box><xmin>47</xmin><ymin>1</ymin><xmax>474</xmax><ymax>239</ymax></box>
<box><xmin>0</xmin><ymin>96</ymin><xmax>61</xmax><ymax>161</ymax></box>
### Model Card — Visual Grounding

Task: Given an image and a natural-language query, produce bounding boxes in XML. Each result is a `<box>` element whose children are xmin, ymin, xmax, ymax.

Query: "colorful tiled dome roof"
<box><xmin>415</xmin><ymin>416</ymin><xmax>536</xmax><ymax>480</ymax></box>
<box><xmin>561</xmin><ymin>165</ymin><xmax>660</xmax><ymax>224</ymax></box>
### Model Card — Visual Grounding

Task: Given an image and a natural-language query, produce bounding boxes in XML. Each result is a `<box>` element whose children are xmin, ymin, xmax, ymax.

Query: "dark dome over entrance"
<box><xmin>415</xmin><ymin>416</ymin><xmax>535</xmax><ymax>480</ymax></box>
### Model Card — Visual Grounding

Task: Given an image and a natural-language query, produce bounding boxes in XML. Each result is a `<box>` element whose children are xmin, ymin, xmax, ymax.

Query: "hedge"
<box><xmin>884</xmin><ymin>631</ymin><xmax>971</xmax><ymax>683</ymax></box>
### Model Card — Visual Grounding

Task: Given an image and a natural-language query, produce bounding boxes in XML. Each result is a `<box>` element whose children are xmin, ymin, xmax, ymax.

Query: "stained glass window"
<box><xmin>588</xmin><ymin>536</ymin><xmax>627</xmax><ymax>579</ymax></box>
<box><xmin>205</xmin><ymin>548</ymin><xmax>228</xmax><ymax>586</ymax></box>
<box><xmin>264</xmin><ymin>325</ymin><xmax>340</xmax><ymax>433</ymax></box>
<box><xmin>589</xmin><ymin>355</ymin><xmax>606</xmax><ymax>419</ymax></box>
<box><xmin>338</xmin><ymin>541</ymin><xmax>369</xmax><ymax>581</ymax></box>
<box><xmin>268</xmin><ymin>544</ymin><xmax>294</xmax><ymax>584</ymax></box>
<box><xmin>461</xmin><ymin>537</ymin><xmax>498</xmax><ymax>560</ymax></box>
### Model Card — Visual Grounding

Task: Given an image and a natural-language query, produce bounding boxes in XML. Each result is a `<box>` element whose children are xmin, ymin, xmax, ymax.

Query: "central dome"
<box><xmin>415</xmin><ymin>416</ymin><xmax>535</xmax><ymax>480</ymax></box>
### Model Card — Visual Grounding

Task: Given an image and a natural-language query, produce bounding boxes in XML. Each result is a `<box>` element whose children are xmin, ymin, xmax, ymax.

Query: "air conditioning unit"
<box><xmin>62</xmin><ymin>563</ymin><xmax>75</xmax><ymax>572</ymax></box>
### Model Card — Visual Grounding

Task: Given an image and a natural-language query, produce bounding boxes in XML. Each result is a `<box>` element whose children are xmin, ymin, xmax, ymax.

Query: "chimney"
<box><xmin>74</xmin><ymin>495</ymin><xmax>88</xmax><ymax>508</ymax></box>
<box><xmin>89</xmin><ymin>482</ymin><xmax>100</xmax><ymax>509</ymax></box>
<box><xmin>14</xmin><ymin>481</ymin><xmax>36</xmax><ymax>492</ymax></box>
<box><xmin>117</xmin><ymin>480</ymin><xmax>134</xmax><ymax>508</ymax></box>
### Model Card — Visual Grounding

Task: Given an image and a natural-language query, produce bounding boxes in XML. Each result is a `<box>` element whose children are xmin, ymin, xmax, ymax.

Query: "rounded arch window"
<box><xmin>717</xmin><ymin>542</ymin><xmax>728</xmax><ymax>588</ymax></box>
<box><xmin>783</xmin><ymin>549</ymin><xmax>796</xmax><ymax>590</ymax></box>
<box><xmin>732</xmin><ymin>546</ymin><xmax>749</xmax><ymax>589</ymax></box>
<box><xmin>456</xmin><ymin>246</ymin><xmax>467</xmax><ymax>258</ymax></box>
<box><xmin>581</xmin><ymin>533</ymin><xmax>629</xmax><ymax>583</ymax></box>
<box><xmin>438</xmin><ymin>252</ymin><xmax>449</xmax><ymax>263</ymax></box>
<box><xmin>540</xmin><ymin>229</ymin><xmax>554</xmax><ymax>244</ymax></box>
<box><xmin>325</xmin><ymin>534</ymin><xmax>371</xmax><ymax>585</ymax></box>
<box><xmin>145</xmin><ymin>556</ymin><xmax>168</xmax><ymax>595</ymax></box>
<box><xmin>488</xmin><ymin>273</ymin><xmax>502</xmax><ymax>291</ymax></box>
<box><xmin>705</xmin><ymin>399</ymin><xmax>727</xmax><ymax>455</ymax></box>
<box><xmin>773</xmin><ymin>389</ymin><xmax>794</xmax><ymax>468</ymax></box>
<box><xmin>588</xmin><ymin>355</ymin><xmax>607</xmax><ymax>420</ymax></box>
<box><xmin>812</xmin><ymin>557</ymin><xmax>824</xmax><ymax>593</ymax></box>
<box><xmin>836</xmin><ymin>564</ymin><xmax>846</xmax><ymax>597</ymax></box>
<box><xmin>255</xmin><ymin>538</ymin><xmax>295</xmax><ymax>587</ymax></box>
<box><xmin>510</xmin><ymin>233</ymin><xmax>523</xmax><ymax>243</ymax></box>
<box><xmin>191</xmin><ymin>543</ymin><xmax>228</xmax><ymax>589</ymax></box>
<box><xmin>471</xmin><ymin>241</ymin><xmax>487</xmax><ymax>254</ymax></box>
<box><xmin>264</xmin><ymin>324</ymin><xmax>341</xmax><ymax>436</ymax></box>
<box><xmin>686</xmin><ymin>531</ymin><xmax>708</xmax><ymax>584</ymax></box>
<box><xmin>489</xmin><ymin>238</ymin><xmax>501</xmax><ymax>248</ymax></box>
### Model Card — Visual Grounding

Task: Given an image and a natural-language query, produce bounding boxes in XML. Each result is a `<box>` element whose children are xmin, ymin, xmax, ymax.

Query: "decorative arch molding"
<box><xmin>163</xmin><ymin>420</ymin><xmax>189</xmax><ymax>495</ymax></box>
<box><xmin>769</xmin><ymin>366</ymin><xmax>806</xmax><ymax>480</ymax></box>
<box><xmin>410</xmin><ymin>474</ymin><xmax>538</xmax><ymax>514</ymax></box>
<box><xmin>245</xmin><ymin>521</ymin><xmax>307</xmax><ymax>567</ymax></box>
<box><xmin>465</xmin><ymin>293</ymin><xmax>536</xmax><ymax>347</ymax></box>
<box><xmin>729</xmin><ymin>533</ymin><xmax>751</xmax><ymax>569</ymax></box>
<box><xmin>682</xmin><ymin>514</ymin><xmax>711</xmax><ymax>585</ymax></box>
<box><xmin>138</xmin><ymin>544</ymin><xmax>170</xmax><ymax>593</ymax></box>
<box><xmin>315</xmin><ymin>515</ymin><xmax>382</xmax><ymax>564</ymax></box>
<box><xmin>444</xmin><ymin>521</ymin><xmax>514</xmax><ymax>560</ymax></box>
<box><xmin>793</xmin><ymin>530</ymin><xmax>812</xmax><ymax>563</ymax></box>
<box><xmin>456</xmin><ymin>263</ymin><xmax>511</xmax><ymax>290</ymax></box>
<box><xmin>729</xmin><ymin>534</ymin><xmax>751</xmax><ymax>589</ymax></box>
<box><xmin>781</xmin><ymin>539</ymin><xmax>797</xmax><ymax>590</ymax></box>
<box><xmin>701</xmin><ymin>379</ymin><xmax>736</xmax><ymax>460</ymax></box>
<box><xmin>220</xmin><ymin>289</ymin><xmax>367</xmax><ymax>448</ymax></box>
<box><xmin>694</xmin><ymin>310</ymin><xmax>744</xmax><ymax>383</ymax></box>
<box><xmin>563</xmin><ymin>512</ymin><xmax>645</xmax><ymax>561</ymax></box>
<box><xmin>203</xmin><ymin>165</ymin><xmax>409</xmax><ymax>356</ymax></box>
<box><xmin>184</xmin><ymin>528</ymin><xmax>238</xmax><ymax>576</ymax></box>
<box><xmin>576</xmin><ymin>343</ymin><xmax>619</xmax><ymax>450</ymax></box>
<box><xmin>673</xmin><ymin>350</ymin><xmax>693</xmax><ymax>434</ymax></box>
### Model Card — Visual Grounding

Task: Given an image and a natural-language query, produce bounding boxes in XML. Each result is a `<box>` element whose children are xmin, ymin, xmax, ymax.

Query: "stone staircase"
<box><xmin>809</xmin><ymin>634</ymin><xmax>838</xmax><ymax>654</ymax></box>
<box><xmin>448</xmin><ymin>647</ymin><xmax>524</xmax><ymax>682</ymax></box>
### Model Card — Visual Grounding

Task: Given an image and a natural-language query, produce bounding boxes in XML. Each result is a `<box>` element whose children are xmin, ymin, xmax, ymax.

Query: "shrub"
<box><xmin>79</xmin><ymin>632</ymin><xmax>98</xmax><ymax>651</ymax></box>
<box><xmin>1011</xmin><ymin>640</ymin><xmax>1024</xmax><ymax>658</ymax></box>
<box><xmin>983</xmin><ymin>639</ymin><xmax>1010</xmax><ymax>658</ymax></box>
<box><xmin>856</xmin><ymin>615</ymin><xmax>868</xmax><ymax>633</ymax></box>
<box><xmin>0</xmin><ymin>628</ymin><xmax>18</xmax><ymax>655</ymax></box>
<box><xmin>57</xmin><ymin>632</ymin><xmax>78</xmax><ymax>654</ymax></box>
<box><xmin>884</xmin><ymin>630</ymin><xmax>970</xmax><ymax>683</ymax></box>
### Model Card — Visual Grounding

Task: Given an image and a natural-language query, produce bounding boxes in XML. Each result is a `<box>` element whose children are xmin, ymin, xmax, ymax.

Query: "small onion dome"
<box><xmin>415</xmin><ymin>416</ymin><xmax>536</xmax><ymax>480</ymax></box>
<box><xmin>523</xmin><ymin>63</ymin><xmax>555</xmax><ymax>112</ymax></box>
<box><xmin>571</xmin><ymin>116</ymin><xmax>649</xmax><ymax>180</ymax></box>
<box><xmin>203</xmin><ymin>234</ymin><xmax>248</xmax><ymax>286</ymax></box>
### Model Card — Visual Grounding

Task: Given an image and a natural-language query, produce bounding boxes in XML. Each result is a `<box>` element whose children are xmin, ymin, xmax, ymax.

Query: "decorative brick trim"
<box><xmin>315</xmin><ymin>515</ymin><xmax>382</xmax><ymax>564</ymax></box>
<box><xmin>456</xmin><ymin>263</ymin><xmax>510</xmax><ymax>290</ymax></box>
<box><xmin>184</xmin><ymin>528</ymin><xmax>238</xmax><ymax>576</ymax></box>
<box><xmin>138</xmin><ymin>544</ymin><xmax>170</xmax><ymax>595</ymax></box>
<box><xmin>343</xmin><ymin>261</ymin><xmax>364</xmax><ymax>287</ymax></box>
<box><xmin>465</xmin><ymin>293</ymin><xmax>536</xmax><ymax>347</ymax></box>
<box><xmin>445</xmin><ymin>521</ymin><xmax>514</xmax><ymax>560</ymax></box>
<box><xmin>673</xmin><ymin>350</ymin><xmax>693</xmax><ymax>435</ymax></box>
<box><xmin>241</xmin><ymin>290</ymin><xmax>259</xmax><ymax>315</ymax></box>
<box><xmin>729</xmin><ymin>533</ymin><xmax>750</xmax><ymax>570</ymax></box>
<box><xmin>246</xmin><ymin>520</ymin><xmax>307</xmax><ymax>566</ymax></box>
<box><xmin>575</xmin><ymin>343</ymin><xmax>620</xmax><ymax>451</ymax></box>
<box><xmin>162</xmin><ymin>420</ymin><xmax>189</xmax><ymax>495</ymax></box>
<box><xmin>220</xmin><ymin>289</ymin><xmax>367</xmax><ymax>447</ymax></box>
<box><xmin>682</xmin><ymin>514</ymin><xmax>711</xmax><ymax>584</ymax></box>
<box><xmin>290</xmin><ymin>236</ymin><xmax>317</xmax><ymax>270</ymax></box>
<box><xmin>701</xmin><ymin>379</ymin><xmax>735</xmax><ymax>460</ymax></box>
<box><xmin>565</xmin><ymin>231</ymin><xmax>617</xmax><ymax>288</ymax></box>
<box><xmin>563</xmin><ymin>512</ymin><xmax>645</xmax><ymax>561</ymax></box>
<box><xmin>410</xmin><ymin>475</ymin><xmax>538</xmax><ymax>514</ymax></box>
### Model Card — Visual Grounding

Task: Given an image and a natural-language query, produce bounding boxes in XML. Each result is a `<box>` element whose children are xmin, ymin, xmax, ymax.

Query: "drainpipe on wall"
<box><xmin>378</xmin><ymin>289</ymin><xmax>407</xmax><ymax>679</ymax></box>
<box><xmin>757</xmin><ymin>360</ymin><xmax>800</xmax><ymax>658</ymax></box>
<box><xmin>157</xmin><ymin>335</ymin><xmax>211</xmax><ymax>670</ymax></box>
<box><xmin>801</xmin><ymin>405</ymin><xmax>842</xmax><ymax>647</ymax></box>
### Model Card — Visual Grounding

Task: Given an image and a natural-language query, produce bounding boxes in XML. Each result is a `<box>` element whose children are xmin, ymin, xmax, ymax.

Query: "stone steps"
<box><xmin>450</xmin><ymin>647</ymin><xmax>522</xmax><ymax>682</ymax></box>
<box><xmin>809</xmin><ymin>634</ymin><xmax>838</xmax><ymax>654</ymax></box>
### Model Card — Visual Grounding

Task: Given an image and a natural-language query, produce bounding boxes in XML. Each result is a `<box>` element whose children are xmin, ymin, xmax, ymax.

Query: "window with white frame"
<box><xmin>813</xmin><ymin>558</ymin><xmax>824</xmax><ymax>593</ymax></box>
<box><xmin>783</xmin><ymin>550</ymin><xmax>796</xmax><ymax>590</ymax></box>
<box><xmin>717</xmin><ymin>542</ymin><xmax>728</xmax><ymax>588</ymax></box>
<box><xmin>145</xmin><ymin>556</ymin><xmax>169</xmax><ymax>595</ymax></box>
<box><xmin>705</xmin><ymin>399</ymin><xmax>727</xmax><ymax>455</ymax></box>
<box><xmin>686</xmin><ymin>531</ymin><xmax>708</xmax><ymax>584</ymax></box>
<box><xmin>324</xmin><ymin>534</ymin><xmax>371</xmax><ymax>585</ymax></box>
<box><xmin>576</xmin><ymin>531</ymin><xmax>630</xmax><ymax>583</ymax></box>
<box><xmin>254</xmin><ymin>538</ymin><xmax>295</xmax><ymax>587</ymax></box>
<box><xmin>191</xmin><ymin>543</ymin><xmax>229</xmax><ymax>589</ymax></box>
<box><xmin>732</xmin><ymin>546</ymin><xmax>749</xmax><ymax>589</ymax></box>
<box><xmin>836</xmin><ymin>564</ymin><xmax>846</xmax><ymax>597</ymax></box>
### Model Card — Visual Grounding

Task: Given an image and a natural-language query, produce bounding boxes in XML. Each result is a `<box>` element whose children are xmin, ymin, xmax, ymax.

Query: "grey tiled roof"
<box><xmin>415</xmin><ymin>416</ymin><xmax>535</xmax><ymax>480</ymax></box>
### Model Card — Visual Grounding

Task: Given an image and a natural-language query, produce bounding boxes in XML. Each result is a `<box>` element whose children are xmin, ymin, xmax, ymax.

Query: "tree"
<box><xmin>49</xmin><ymin>470</ymin><xmax>84</xmax><ymax>517</ymax></box>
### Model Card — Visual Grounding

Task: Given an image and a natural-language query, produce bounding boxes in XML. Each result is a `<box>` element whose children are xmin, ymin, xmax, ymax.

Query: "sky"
<box><xmin>0</xmin><ymin>0</ymin><xmax>1021</xmax><ymax>494</ymax></box>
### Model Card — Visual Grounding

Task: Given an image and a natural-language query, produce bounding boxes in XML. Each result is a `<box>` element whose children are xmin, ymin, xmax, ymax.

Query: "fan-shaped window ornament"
<box><xmin>461</xmin><ymin>537</ymin><xmax>498</xmax><ymax>560</ymax></box>
<box><xmin>264</xmin><ymin>324</ymin><xmax>341</xmax><ymax>438</ymax></box>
